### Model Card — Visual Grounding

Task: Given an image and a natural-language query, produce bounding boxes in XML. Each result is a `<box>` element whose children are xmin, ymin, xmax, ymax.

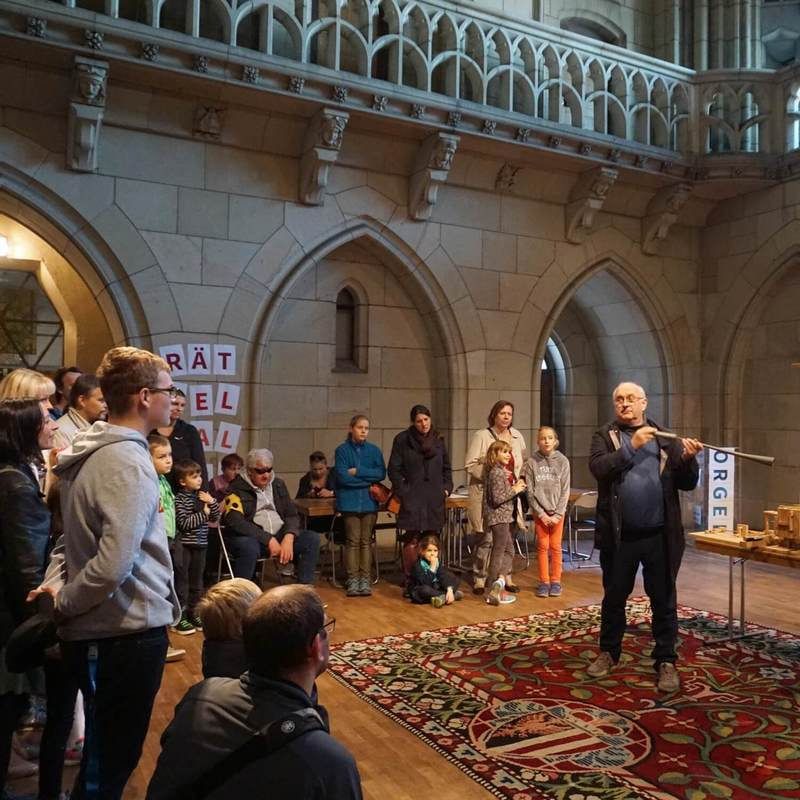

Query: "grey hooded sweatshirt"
<box><xmin>523</xmin><ymin>450</ymin><xmax>571</xmax><ymax>520</ymax></box>
<box><xmin>53</xmin><ymin>422</ymin><xmax>180</xmax><ymax>641</ymax></box>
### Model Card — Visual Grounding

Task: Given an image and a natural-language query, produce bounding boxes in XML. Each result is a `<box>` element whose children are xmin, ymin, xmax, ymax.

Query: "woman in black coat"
<box><xmin>0</xmin><ymin>398</ymin><xmax>56</xmax><ymax>790</ymax></box>
<box><xmin>388</xmin><ymin>405</ymin><xmax>453</xmax><ymax>588</ymax></box>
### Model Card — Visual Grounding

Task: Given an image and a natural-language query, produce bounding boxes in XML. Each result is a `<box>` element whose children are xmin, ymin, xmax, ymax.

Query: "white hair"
<box><xmin>611</xmin><ymin>382</ymin><xmax>646</xmax><ymax>400</ymax></box>
<box><xmin>247</xmin><ymin>448</ymin><xmax>274</xmax><ymax>467</ymax></box>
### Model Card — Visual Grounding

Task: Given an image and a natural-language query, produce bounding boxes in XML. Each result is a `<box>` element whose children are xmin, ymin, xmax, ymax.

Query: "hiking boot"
<box><xmin>472</xmin><ymin>579</ymin><xmax>485</xmax><ymax>595</ymax></box>
<box><xmin>549</xmin><ymin>582</ymin><xmax>562</xmax><ymax>597</ymax></box>
<box><xmin>657</xmin><ymin>662</ymin><xmax>680</xmax><ymax>693</ymax></box>
<box><xmin>358</xmin><ymin>577</ymin><xmax>372</xmax><ymax>596</ymax></box>
<box><xmin>587</xmin><ymin>651</ymin><xmax>615</xmax><ymax>678</ymax></box>
<box><xmin>536</xmin><ymin>582</ymin><xmax>549</xmax><ymax>598</ymax></box>
<box><xmin>165</xmin><ymin>646</ymin><xmax>186</xmax><ymax>663</ymax></box>
<box><xmin>173</xmin><ymin>617</ymin><xmax>196</xmax><ymax>636</ymax></box>
<box><xmin>345</xmin><ymin>578</ymin><xmax>360</xmax><ymax>597</ymax></box>
<box><xmin>430</xmin><ymin>594</ymin><xmax>446</xmax><ymax>608</ymax></box>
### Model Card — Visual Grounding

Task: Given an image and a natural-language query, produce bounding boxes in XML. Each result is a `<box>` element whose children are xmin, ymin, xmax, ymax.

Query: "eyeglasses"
<box><xmin>614</xmin><ymin>395</ymin><xmax>645</xmax><ymax>406</ymax></box>
<box><xmin>320</xmin><ymin>617</ymin><xmax>336</xmax><ymax>638</ymax></box>
<box><xmin>147</xmin><ymin>386</ymin><xmax>180</xmax><ymax>399</ymax></box>
<box><xmin>251</xmin><ymin>466</ymin><xmax>274</xmax><ymax>475</ymax></box>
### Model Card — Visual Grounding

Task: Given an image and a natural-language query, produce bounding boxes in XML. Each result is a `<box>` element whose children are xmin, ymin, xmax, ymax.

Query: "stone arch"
<box><xmin>0</xmin><ymin>161</ymin><xmax>152</xmax><ymax>353</ymax></box>
<box><xmin>239</xmin><ymin>216</ymin><xmax>472</xmax><ymax>477</ymax></box>
<box><xmin>518</xmin><ymin>251</ymin><xmax>680</xmax><ymax>485</ymax></box>
<box><xmin>711</xmin><ymin>245</ymin><xmax>800</xmax><ymax>522</ymax></box>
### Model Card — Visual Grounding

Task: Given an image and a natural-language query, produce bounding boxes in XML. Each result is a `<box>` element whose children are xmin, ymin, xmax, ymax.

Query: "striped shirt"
<box><xmin>175</xmin><ymin>489</ymin><xmax>220</xmax><ymax>547</ymax></box>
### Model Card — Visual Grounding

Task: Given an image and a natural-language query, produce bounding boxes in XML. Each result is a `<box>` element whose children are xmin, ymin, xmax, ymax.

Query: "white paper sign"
<box><xmin>159</xmin><ymin>345</ymin><xmax>186</xmax><ymax>376</ymax></box>
<box><xmin>213</xmin><ymin>344</ymin><xmax>236</xmax><ymax>376</ymax></box>
<box><xmin>193</xmin><ymin>420</ymin><xmax>214</xmax><ymax>452</ymax></box>
<box><xmin>190</xmin><ymin>384</ymin><xmax>213</xmax><ymax>417</ymax></box>
<box><xmin>187</xmin><ymin>344</ymin><xmax>212</xmax><ymax>376</ymax></box>
<box><xmin>215</xmin><ymin>383</ymin><xmax>240</xmax><ymax>416</ymax></box>
<box><xmin>215</xmin><ymin>422</ymin><xmax>241</xmax><ymax>454</ymax></box>
<box><xmin>707</xmin><ymin>448</ymin><xmax>735</xmax><ymax>530</ymax></box>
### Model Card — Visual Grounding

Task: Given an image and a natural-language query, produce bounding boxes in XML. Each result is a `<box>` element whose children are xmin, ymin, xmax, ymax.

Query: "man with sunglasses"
<box><xmin>147</xmin><ymin>585</ymin><xmax>362</xmax><ymax>799</ymax></box>
<box><xmin>587</xmin><ymin>382</ymin><xmax>702</xmax><ymax>693</ymax></box>
<box><xmin>223</xmin><ymin>448</ymin><xmax>320</xmax><ymax>584</ymax></box>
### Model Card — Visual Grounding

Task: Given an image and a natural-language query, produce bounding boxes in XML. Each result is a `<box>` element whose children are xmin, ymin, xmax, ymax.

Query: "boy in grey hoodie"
<box><xmin>50</xmin><ymin>346</ymin><xmax>180</xmax><ymax>800</ymax></box>
<box><xmin>523</xmin><ymin>426</ymin><xmax>571</xmax><ymax>598</ymax></box>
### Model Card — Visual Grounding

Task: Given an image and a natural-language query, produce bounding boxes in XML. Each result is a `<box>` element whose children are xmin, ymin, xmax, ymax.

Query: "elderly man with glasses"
<box><xmin>222</xmin><ymin>448</ymin><xmax>320</xmax><ymax>584</ymax></box>
<box><xmin>587</xmin><ymin>382</ymin><xmax>702</xmax><ymax>693</ymax></box>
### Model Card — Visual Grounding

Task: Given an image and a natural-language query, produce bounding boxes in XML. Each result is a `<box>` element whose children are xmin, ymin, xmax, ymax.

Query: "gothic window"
<box><xmin>335</xmin><ymin>288</ymin><xmax>358</xmax><ymax>369</ymax></box>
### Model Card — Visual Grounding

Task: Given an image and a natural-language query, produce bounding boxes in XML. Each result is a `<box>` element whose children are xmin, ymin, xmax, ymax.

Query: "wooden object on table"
<box><xmin>294</xmin><ymin>497</ymin><xmax>336</xmax><ymax>517</ymax></box>
<box><xmin>689</xmin><ymin>529</ymin><xmax>800</xmax><ymax>566</ymax></box>
<box><xmin>762</xmin><ymin>504</ymin><xmax>800</xmax><ymax>549</ymax></box>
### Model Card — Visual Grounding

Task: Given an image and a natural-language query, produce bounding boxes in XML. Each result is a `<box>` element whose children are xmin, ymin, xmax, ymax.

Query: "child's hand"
<box><xmin>445</xmin><ymin>587</ymin><xmax>455</xmax><ymax>605</ymax></box>
<box><xmin>429</xmin><ymin>557</ymin><xmax>439</xmax><ymax>572</ymax></box>
<box><xmin>202</xmin><ymin>504</ymin><xmax>210</xmax><ymax>516</ymax></box>
<box><xmin>198</xmin><ymin>491</ymin><xmax>214</xmax><ymax>504</ymax></box>
<box><xmin>513</xmin><ymin>479</ymin><xmax>526</xmax><ymax>493</ymax></box>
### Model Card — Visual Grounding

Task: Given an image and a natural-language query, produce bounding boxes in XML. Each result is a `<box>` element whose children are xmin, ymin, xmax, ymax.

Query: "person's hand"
<box><xmin>267</xmin><ymin>537</ymin><xmax>281</xmax><ymax>558</ymax></box>
<box><xmin>202</xmin><ymin>504</ymin><xmax>210</xmax><ymax>516</ymax></box>
<box><xmin>279</xmin><ymin>534</ymin><xmax>295</xmax><ymax>565</ymax></box>
<box><xmin>681</xmin><ymin>437</ymin><xmax>703</xmax><ymax>460</ymax></box>
<box><xmin>27</xmin><ymin>585</ymin><xmax>58</xmax><ymax>604</ymax></box>
<box><xmin>513</xmin><ymin>479</ymin><xmax>526</xmax><ymax>493</ymax></box>
<box><xmin>317</xmin><ymin>488</ymin><xmax>334</xmax><ymax>498</ymax></box>
<box><xmin>429</xmin><ymin>556</ymin><xmax>439</xmax><ymax>573</ymax></box>
<box><xmin>443</xmin><ymin>489</ymin><xmax>449</xmax><ymax>497</ymax></box>
<box><xmin>347</xmin><ymin>467</ymin><xmax>357</xmax><ymax>476</ymax></box>
<box><xmin>539</xmin><ymin>513</ymin><xmax>553</xmax><ymax>527</ymax></box>
<box><xmin>198</xmin><ymin>491</ymin><xmax>214</xmax><ymax>504</ymax></box>
<box><xmin>631</xmin><ymin>426</ymin><xmax>658</xmax><ymax>449</ymax></box>
<box><xmin>445</xmin><ymin>587</ymin><xmax>455</xmax><ymax>605</ymax></box>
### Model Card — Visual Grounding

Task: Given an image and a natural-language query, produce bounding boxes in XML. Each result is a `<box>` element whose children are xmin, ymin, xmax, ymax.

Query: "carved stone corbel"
<box><xmin>565</xmin><ymin>166</ymin><xmax>618</xmax><ymax>243</ymax></box>
<box><xmin>299</xmin><ymin>108</ymin><xmax>349</xmax><ymax>205</ymax></box>
<box><xmin>641</xmin><ymin>183</ymin><xmax>691</xmax><ymax>255</ymax></box>
<box><xmin>408</xmin><ymin>133</ymin><xmax>459</xmax><ymax>222</ymax></box>
<box><xmin>67</xmin><ymin>56</ymin><xmax>108</xmax><ymax>172</ymax></box>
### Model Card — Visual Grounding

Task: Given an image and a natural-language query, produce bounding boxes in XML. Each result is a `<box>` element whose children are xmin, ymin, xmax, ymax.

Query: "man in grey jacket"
<box><xmin>53</xmin><ymin>346</ymin><xmax>181</xmax><ymax>800</ymax></box>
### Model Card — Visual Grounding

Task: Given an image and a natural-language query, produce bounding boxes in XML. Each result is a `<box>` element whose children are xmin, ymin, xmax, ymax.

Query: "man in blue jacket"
<box><xmin>587</xmin><ymin>382</ymin><xmax>702</xmax><ymax>693</ymax></box>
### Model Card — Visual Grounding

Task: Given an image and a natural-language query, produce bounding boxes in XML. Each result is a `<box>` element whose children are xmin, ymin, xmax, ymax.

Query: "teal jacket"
<box><xmin>334</xmin><ymin>438</ymin><xmax>385</xmax><ymax>513</ymax></box>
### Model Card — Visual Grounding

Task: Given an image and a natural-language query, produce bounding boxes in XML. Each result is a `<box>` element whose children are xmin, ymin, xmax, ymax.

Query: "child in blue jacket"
<box><xmin>334</xmin><ymin>414</ymin><xmax>385</xmax><ymax>597</ymax></box>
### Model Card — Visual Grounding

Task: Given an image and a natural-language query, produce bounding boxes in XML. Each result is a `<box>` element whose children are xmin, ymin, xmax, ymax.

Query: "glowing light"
<box><xmin>0</xmin><ymin>236</ymin><xmax>8</xmax><ymax>257</ymax></box>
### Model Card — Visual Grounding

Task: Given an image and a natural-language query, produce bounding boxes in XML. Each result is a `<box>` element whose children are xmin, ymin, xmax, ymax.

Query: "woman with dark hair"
<box><xmin>388</xmin><ymin>405</ymin><xmax>453</xmax><ymax>593</ymax></box>
<box><xmin>0</xmin><ymin>398</ymin><xmax>56</xmax><ymax>793</ymax></box>
<box><xmin>52</xmin><ymin>373</ymin><xmax>107</xmax><ymax>451</ymax></box>
<box><xmin>464</xmin><ymin>400</ymin><xmax>527</xmax><ymax>595</ymax></box>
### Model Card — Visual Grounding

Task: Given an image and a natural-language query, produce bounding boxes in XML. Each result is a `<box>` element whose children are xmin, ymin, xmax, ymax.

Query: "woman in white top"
<box><xmin>464</xmin><ymin>400</ymin><xmax>527</xmax><ymax>594</ymax></box>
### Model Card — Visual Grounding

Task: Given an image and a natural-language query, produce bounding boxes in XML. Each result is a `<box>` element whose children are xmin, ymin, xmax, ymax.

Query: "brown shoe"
<box><xmin>587</xmin><ymin>651</ymin><xmax>615</xmax><ymax>678</ymax></box>
<box><xmin>657</xmin><ymin>662</ymin><xmax>680</xmax><ymax>693</ymax></box>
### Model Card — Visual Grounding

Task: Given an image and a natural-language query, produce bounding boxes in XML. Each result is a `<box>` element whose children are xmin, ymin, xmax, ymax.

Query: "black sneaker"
<box><xmin>190</xmin><ymin>616</ymin><xmax>203</xmax><ymax>630</ymax></box>
<box><xmin>173</xmin><ymin>617</ymin><xmax>196</xmax><ymax>635</ymax></box>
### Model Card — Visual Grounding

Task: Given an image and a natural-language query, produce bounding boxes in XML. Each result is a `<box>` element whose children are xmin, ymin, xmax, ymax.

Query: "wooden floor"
<box><xmin>117</xmin><ymin>544</ymin><xmax>799</xmax><ymax>798</ymax></box>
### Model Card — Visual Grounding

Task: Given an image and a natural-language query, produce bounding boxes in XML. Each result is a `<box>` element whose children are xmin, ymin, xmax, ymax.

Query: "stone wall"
<box><xmin>1</xmin><ymin>55</ymin><xmax>705</xmax><ymax>496</ymax></box>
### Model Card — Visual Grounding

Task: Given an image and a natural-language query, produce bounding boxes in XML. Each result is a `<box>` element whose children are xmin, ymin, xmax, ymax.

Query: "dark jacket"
<box><xmin>334</xmin><ymin>439</ymin><xmax>385</xmax><ymax>514</ymax></box>
<box><xmin>161</xmin><ymin>419</ymin><xmax>209</xmax><ymax>490</ymax></box>
<box><xmin>388</xmin><ymin>428</ymin><xmax>453</xmax><ymax>531</ymax></box>
<box><xmin>202</xmin><ymin>638</ymin><xmax>248</xmax><ymax>680</ymax></box>
<box><xmin>296</xmin><ymin>471</ymin><xmax>336</xmax><ymax>499</ymax></box>
<box><xmin>589</xmin><ymin>419</ymin><xmax>699</xmax><ymax>579</ymax></box>
<box><xmin>0</xmin><ymin>463</ymin><xmax>50</xmax><ymax>647</ymax></box>
<box><xmin>222</xmin><ymin>475</ymin><xmax>301</xmax><ymax>544</ymax></box>
<box><xmin>146</xmin><ymin>672</ymin><xmax>363</xmax><ymax>800</ymax></box>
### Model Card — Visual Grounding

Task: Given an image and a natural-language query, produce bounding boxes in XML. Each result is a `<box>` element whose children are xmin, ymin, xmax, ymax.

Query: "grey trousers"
<box><xmin>473</xmin><ymin>526</ymin><xmax>513</xmax><ymax>583</ymax></box>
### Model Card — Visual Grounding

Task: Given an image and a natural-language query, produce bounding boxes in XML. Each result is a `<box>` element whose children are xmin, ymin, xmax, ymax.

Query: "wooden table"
<box><xmin>689</xmin><ymin>530</ymin><xmax>800</xmax><ymax>645</ymax></box>
<box><xmin>294</xmin><ymin>497</ymin><xmax>337</xmax><ymax>518</ymax></box>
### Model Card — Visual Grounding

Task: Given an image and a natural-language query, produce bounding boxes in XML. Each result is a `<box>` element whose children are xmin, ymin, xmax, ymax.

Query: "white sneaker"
<box><xmin>486</xmin><ymin>578</ymin><xmax>517</xmax><ymax>605</ymax></box>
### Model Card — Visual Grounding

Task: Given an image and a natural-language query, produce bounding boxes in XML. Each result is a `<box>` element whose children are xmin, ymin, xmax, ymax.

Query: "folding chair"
<box><xmin>569</xmin><ymin>491</ymin><xmax>601</xmax><ymax>569</ymax></box>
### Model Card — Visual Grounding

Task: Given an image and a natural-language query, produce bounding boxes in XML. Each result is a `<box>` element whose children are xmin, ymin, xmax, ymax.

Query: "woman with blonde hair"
<box><xmin>0</xmin><ymin>368</ymin><xmax>55</xmax><ymax>406</ymax></box>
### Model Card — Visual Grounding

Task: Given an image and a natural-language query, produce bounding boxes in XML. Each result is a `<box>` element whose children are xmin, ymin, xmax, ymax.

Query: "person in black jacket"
<box><xmin>388</xmin><ymin>405</ymin><xmax>453</xmax><ymax>591</ymax></box>
<box><xmin>0</xmin><ymin>398</ymin><xmax>57</xmax><ymax>790</ymax></box>
<box><xmin>409</xmin><ymin>535</ymin><xmax>461</xmax><ymax>607</ymax></box>
<box><xmin>586</xmin><ymin>382</ymin><xmax>701</xmax><ymax>694</ymax></box>
<box><xmin>296</xmin><ymin>451</ymin><xmax>336</xmax><ymax>535</ymax></box>
<box><xmin>153</xmin><ymin>389</ymin><xmax>208</xmax><ymax>490</ymax></box>
<box><xmin>222</xmin><ymin>449</ymin><xmax>320</xmax><ymax>584</ymax></box>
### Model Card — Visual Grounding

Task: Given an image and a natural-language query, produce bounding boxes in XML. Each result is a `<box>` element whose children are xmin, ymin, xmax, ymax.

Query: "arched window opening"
<box><xmin>335</xmin><ymin>288</ymin><xmax>359</xmax><ymax>370</ymax></box>
<box><xmin>0</xmin><ymin>265</ymin><xmax>64</xmax><ymax>377</ymax></box>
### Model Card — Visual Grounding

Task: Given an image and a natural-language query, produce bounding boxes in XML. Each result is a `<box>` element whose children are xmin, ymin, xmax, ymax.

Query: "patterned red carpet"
<box><xmin>329</xmin><ymin>599</ymin><xmax>800</xmax><ymax>799</ymax></box>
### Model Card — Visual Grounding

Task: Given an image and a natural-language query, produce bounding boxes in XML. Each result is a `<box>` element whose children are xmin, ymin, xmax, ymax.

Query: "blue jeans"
<box><xmin>228</xmin><ymin>530</ymin><xmax>320</xmax><ymax>584</ymax></box>
<box><xmin>62</xmin><ymin>626</ymin><xmax>168</xmax><ymax>800</ymax></box>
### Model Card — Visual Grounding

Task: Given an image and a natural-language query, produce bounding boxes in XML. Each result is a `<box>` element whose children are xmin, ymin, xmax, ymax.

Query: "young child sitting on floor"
<box><xmin>409</xmin><ymin>534</ymin><xmax>462</xmax><ymax>607</ymax></box>
<box><xmin>195</xmin><ymin>578</ymin><xmax>262</xmax><ymax>679</ymax></box>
